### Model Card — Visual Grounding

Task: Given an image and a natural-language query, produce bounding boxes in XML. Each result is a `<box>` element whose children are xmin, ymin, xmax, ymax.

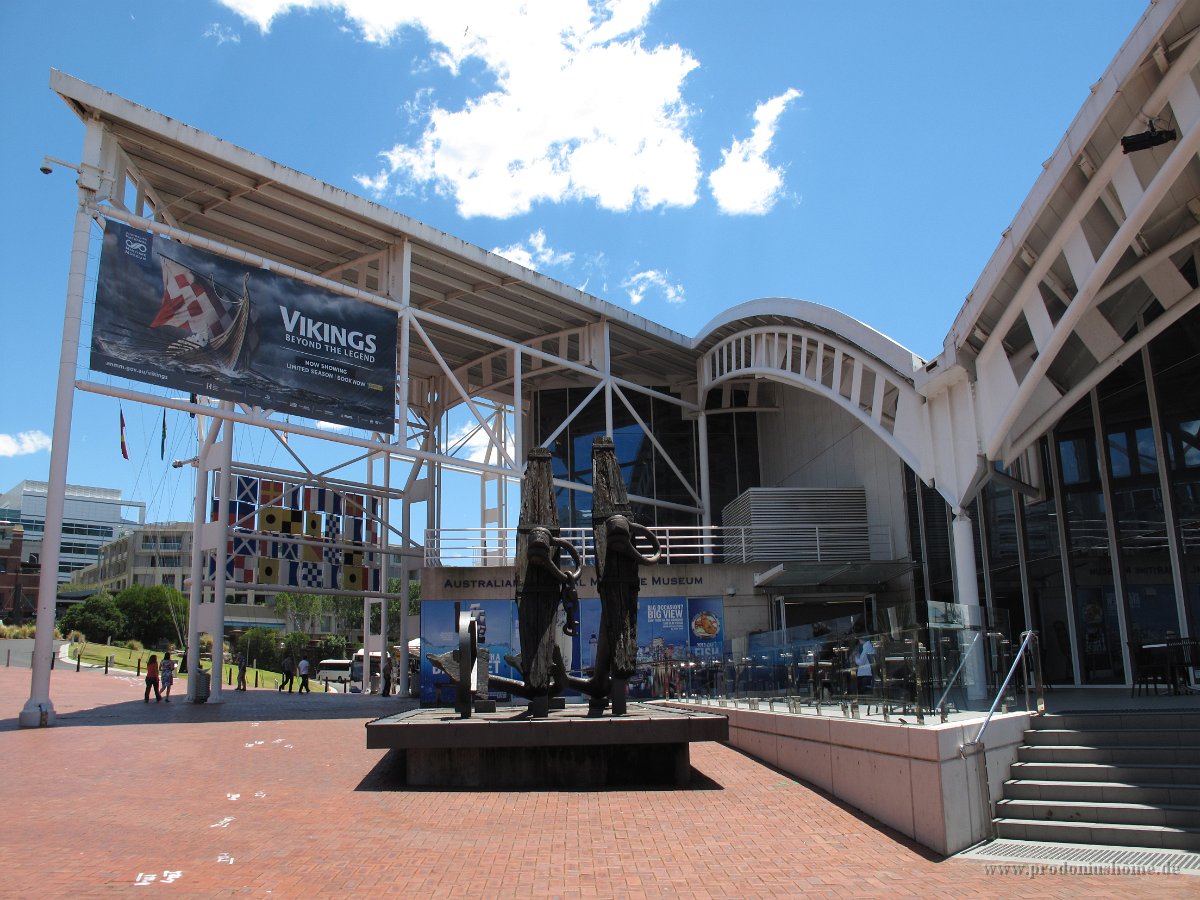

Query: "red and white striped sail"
<box><xmin>151</xmin><ymin>258</ymin><xmax>235</xmax><ymax>346</ymax></box>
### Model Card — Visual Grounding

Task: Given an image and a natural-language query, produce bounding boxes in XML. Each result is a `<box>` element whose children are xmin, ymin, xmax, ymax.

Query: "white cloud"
<box><xmin>203</xmin><ymin>23</ymin><xmax>241</xmax><ymax>44</ymax></box>
<box><xmin>708</xmin><ymin>88</ymin><xmax>801</xmax><ymax>215</ymax></box>
<box><xmin>219</xmin><ymin>1</ymin><xmax>702</xmax><ymax>219</ymax></box>
<box><xmin>445</xmin><ymin>421</ymin><xmax>495</xmax><ymax>464</ymax></box>
<box><xmin>491</xmin><ymin>229</ymin><xmax>574</xmax><ymax>271</ymax></box>
<box><xmin>0</xmin><ymin>430</ymin><xmax>52</xmax><ymax>458</ymax></box>
<box><xmin>621</xmin><ymin>269</ymin><xmax>683</xmax><ymax>306</ymax></box>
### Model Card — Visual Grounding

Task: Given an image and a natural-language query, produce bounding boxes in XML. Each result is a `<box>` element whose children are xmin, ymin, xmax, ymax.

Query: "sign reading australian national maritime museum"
<box><xmin>90</xmin><ymin>223</ymin><xmax>397</xmax><ymax>431</ymax></box>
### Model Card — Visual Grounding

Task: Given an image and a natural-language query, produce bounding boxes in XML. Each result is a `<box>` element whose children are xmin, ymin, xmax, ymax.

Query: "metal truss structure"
<box><xmin>22</xmin><ymin>0</ymin><xmax>1200</xmax><ymax>724</ymax></box>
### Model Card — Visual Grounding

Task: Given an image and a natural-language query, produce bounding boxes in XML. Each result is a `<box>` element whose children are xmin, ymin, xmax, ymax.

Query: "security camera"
<box><xmin>39</xmin><ymin>164</ymin><xmax>52</xmax><ymax>175</ymax></box>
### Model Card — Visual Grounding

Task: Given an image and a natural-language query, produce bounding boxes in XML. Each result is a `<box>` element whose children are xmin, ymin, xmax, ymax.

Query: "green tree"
<box><xmin>319</xmin><ymin>634</ymin><xmax>348</xmax><ymax>660</ymax></box>
<box><xmin>58</xmin><ymin>592</ymin><xmax>125</xmax><ymax>644</ymax></box>
<box><xmin>273</xmin><ymin>592</ymin><xmax>325</xmax><ymax>633</ymax></box>
<box><xmin>115</xmin><ymin>584</ymin><xmax>185</xmax><ymax>646</ymax></box>
<box><xmin>281</xmin><ymin>630</ymin><xmax>310</xmax><ymax>665</ymax></box>
<box><xmin>239</xmin><ymin>627</ymin><xmax>280</xmax><ymax>671</ymax></box>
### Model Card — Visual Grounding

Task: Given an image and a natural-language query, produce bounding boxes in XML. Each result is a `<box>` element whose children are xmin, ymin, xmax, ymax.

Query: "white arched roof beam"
<box><xmin>697</xmin><ymin>314</ymin><xmax>934</xmax><ymax>487</ymax></box>
<box><xmin>966</xmin><ymin>18</ymin><xmax>1200</xmax><ymax>466</ymax></box>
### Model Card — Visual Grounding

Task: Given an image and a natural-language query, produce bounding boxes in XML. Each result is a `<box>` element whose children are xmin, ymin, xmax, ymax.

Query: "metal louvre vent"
<box><xmin>956</xmin><ymin>839</ymin><xmax>1200</xmax><ymax>875</ymax></box>
<box><xmin>721</xmin><ymin>487</ymin><xmax>870</xmax><ymax>562</ymax></box>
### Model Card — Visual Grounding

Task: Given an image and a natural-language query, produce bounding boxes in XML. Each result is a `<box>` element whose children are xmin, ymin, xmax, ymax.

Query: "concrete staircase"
<box><xmin>994</xmin><ymin>711</ymin><xmax>1200</xmax><ymax>851</ymax></box>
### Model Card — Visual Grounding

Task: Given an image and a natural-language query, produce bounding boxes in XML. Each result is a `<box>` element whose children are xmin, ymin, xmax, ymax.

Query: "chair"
<box><xmin>1128</xmin><ymin>642</ymin><xmax>1168</xmax><ymax>697</ymax></box>
<box><xmin>1165</xmin><ymin>638</ymin><xmax>1198</xmax><ymax>694</ymax></box>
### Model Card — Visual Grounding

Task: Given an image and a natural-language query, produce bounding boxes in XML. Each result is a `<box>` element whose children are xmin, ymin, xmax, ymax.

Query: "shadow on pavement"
<box><xmin>355</xmin><ymin>748</ymin><xmax>726</xmax><ymax>793</ymax></box>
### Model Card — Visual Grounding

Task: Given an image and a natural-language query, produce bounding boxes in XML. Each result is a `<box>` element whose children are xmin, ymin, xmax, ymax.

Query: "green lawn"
<box><xmin>66</xmin><ymin>644</ymin><xmax>337</xmax><ymax>692</ymax></box>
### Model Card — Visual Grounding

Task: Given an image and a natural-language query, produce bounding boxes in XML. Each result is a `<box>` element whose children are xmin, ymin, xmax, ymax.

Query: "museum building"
<box><xmin>26</xmin><ymin>0</ymin><xmax>1200</xmax><ymax>709</ymax></box>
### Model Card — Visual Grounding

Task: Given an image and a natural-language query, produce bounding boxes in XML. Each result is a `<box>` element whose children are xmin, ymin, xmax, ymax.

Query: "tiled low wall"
<box><xmin>671</xmin><ymin>702</ymin><xmax>1031</xmax><ymax>856</ymax></box>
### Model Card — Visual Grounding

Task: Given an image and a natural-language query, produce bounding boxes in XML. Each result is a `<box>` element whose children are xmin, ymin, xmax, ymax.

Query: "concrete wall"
<box><xmin>683</xmin><ymin>703</ymin><xmax>1030</xmax><ymax>856</ymax></box>
<box><xmin>757</xmin><ymin>387</ymin><xmax>911</xmax><ymax>561</ymax></box>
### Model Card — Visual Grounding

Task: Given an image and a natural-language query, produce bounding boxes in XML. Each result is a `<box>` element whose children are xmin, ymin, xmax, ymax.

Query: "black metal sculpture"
<box><xmin>428</xmin><ymin>448</ymin><xmax>580</xmax><ymax>717</ymax></box>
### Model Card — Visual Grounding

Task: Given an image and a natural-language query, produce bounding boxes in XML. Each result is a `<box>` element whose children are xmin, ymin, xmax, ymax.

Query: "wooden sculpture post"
<box><xmin>588</xmin><ymin>436</ymin><xmax>661</xmax><ymax>716</ymax></box>
<box><xmin>514</xmin><ymin>448</ymin><xmax>580</xmax><ymax>717</ymax></box>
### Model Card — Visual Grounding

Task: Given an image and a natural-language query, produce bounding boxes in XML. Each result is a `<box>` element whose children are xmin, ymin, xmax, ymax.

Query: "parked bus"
<box><xmin>350</xmin><ymin>649</ymin><xmax>382</xmax><ymax>692</ymax></box>
<box><xmin>315</xmin><ymin>658</ymin><xmax>352</xmax><ymax>688</ymax></box>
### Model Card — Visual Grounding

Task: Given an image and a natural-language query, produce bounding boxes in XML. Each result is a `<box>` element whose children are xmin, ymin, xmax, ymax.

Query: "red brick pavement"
<box><xmin>0</xmin><ymin>665</ymin><xmax>1194</xmax><ymax>898</ymax></box>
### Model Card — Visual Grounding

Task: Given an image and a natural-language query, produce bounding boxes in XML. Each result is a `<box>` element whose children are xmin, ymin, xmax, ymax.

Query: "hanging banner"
<box><xmin>90</xmin><ymin>222</ymin><xmax>397</xmax><ymax>431</ymax></box>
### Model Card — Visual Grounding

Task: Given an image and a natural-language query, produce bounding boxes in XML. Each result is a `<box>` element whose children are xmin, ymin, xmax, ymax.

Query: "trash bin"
<box><xmin>192</xmin><ymin>669</ymin><xmax>210</xmax><ymax>704</ymax></box>
<box><xmin>370</xmin><ymin>673</ymin><xmax>381</xmax><ymax>693</ymax></box>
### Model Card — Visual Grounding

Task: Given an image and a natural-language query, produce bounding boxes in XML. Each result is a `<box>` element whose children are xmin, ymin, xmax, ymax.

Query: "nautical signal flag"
<box><xmin>120</xmin><ymin>408</ymin><xmax>129</xmax><ymax>460</ymax></box>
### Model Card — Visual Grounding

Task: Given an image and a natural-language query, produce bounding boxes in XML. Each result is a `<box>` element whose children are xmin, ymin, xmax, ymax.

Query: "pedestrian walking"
<box><xmin>144</xmin><ymin>654</ymin><xmax>161</xmax><ymax>703</ymax></box>
<box><xmin>160</xmin><ymin>650</ymin><xmax>176</xmax><ymax>702</ymax></box>
<box><xmin>280</xmin><ymin>654</ymin><xmax>295</xmax><ymax>692</ymax></box>
<box><xmin>236</xmin><ymin>651</ymin><xmax>248</xmax><ymax>691</ymax></box>
<box><xmin>297</xmin><ymin>656</ymin><xmax>311</xmax><ymax>693</ymax></box>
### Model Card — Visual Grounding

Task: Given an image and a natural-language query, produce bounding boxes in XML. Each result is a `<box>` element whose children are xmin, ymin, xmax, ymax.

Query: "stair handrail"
<box><xmin>957</xmin><ymin>630</ymin><xmax>1045</xmax><ymax>841</ymax></box>
<box><xmin>935</xmin><ymin>631</ymin><xmax>982</xmax><ymax>723</ymax></box>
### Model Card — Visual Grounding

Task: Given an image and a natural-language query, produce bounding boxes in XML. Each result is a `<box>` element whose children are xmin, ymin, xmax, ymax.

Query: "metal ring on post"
<box><xmin>456</xmin><ymin>611</ymin><xmax>478</xmax><ymax>718</ymax></box>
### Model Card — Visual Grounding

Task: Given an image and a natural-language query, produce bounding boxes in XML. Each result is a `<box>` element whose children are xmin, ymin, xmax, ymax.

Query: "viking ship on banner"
<box><xmin>150</xmin><ymin>256</ymin><xmax>253</xmax><ymax>373</ymax></box>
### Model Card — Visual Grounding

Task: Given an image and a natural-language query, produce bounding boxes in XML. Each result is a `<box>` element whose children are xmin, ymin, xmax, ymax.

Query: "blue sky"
<box><xmin>0</xmin><ymin>0</ymin><xmax>1147</xmax><ymax>525</ymax></box>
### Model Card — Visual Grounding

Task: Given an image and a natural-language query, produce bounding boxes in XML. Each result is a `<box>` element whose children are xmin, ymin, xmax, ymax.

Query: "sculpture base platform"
<box><xmin>365</xmin><ymin>702</ymin><xmax>728</xmax><ymax>788</ymax></box>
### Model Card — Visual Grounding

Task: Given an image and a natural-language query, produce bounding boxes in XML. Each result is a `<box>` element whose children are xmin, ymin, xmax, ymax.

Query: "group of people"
<box><xmin>143</xmin><ymin>650</ymin><xmax>177</xmax><ymax>702</ymax></box>
<box><xmin>142</xmin><ymin>650</ymin><xmax>319</xmax><ymax>700</ymax></box>
<box><xmin>278</xmin><ymin>654</ymin><xmax>311</xmax><ymax>693</ymax></box>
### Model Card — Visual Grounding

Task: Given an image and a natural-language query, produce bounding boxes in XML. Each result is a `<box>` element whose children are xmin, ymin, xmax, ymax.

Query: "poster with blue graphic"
<box><xmin>420</xmin><ymin>595</ymin><xmax>727</xmax><ymax>703</ymax></box>
<box><xmin>631</xmin><ymin>597</ymin><xmax>690</xmax><ymax>698</ymax></box>
<box><xmin>419</xmin><ymin>599</ymin><xmax>519</xmax><ymax>705</ymax></box>
<box><xmin>687</xmin><ymin>597</ymin><xmax>725</xmax><ymax>660</ymax></box>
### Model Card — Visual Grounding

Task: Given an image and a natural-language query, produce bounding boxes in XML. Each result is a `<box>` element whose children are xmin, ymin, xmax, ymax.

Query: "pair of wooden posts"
<box><xmin>433</xmin><ymin>437</ymin><xmax>661</xmax><ymax>718</ymax></box>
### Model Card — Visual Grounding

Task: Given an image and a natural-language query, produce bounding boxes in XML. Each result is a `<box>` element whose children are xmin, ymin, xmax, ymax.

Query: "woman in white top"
<box><xmin>853</xmin><ymin>637</ymin><xmax>875</xmax><ymax>695</ymax></box>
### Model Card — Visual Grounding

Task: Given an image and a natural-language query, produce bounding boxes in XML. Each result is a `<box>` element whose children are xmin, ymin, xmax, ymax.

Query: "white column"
<box><xmin>20</xmin><ymin>131</ymin><xmax>99</xmax><ymax>728</ymax></box>
<box><xmin>208</xmin><ymin>405</ymin><xmax>234</xmax><ymax>704</ymax></box>
<box><xmin>952</xmin><ymin>508</ymin><xmax>987</xmax><ymax>701</ymax></box>
<box><xmin>185</xmin><ymin>416</ymin><xmax>211</xmax><ymax>701</ymax></box>
<box><xmin>602</xmin><ymin>319</ymin><xmax>613</xmax><ymax>436</ymax></box>
<box><xmin>697</xmin><ymin>410</ymin><xmax>712</xmax><ymax>562</ymax></box>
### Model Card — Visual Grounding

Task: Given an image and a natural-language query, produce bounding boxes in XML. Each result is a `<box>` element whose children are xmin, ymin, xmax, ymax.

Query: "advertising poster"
<box><xmin>631</xmin><ymin>597</ymin><xmax>690</xmax><ymax>699</ymax></box>
<box><xmin>687</xmin><ymin>597</ymin><xmax>725</xmax><ymax>659</ymax></box>
<box><xmin>90</xmin><ymin>222</ymin><xmax>397</xmax><ymax>431</ymax></box>
<box><xmin>419</xmin><ymin>600</ymin><xmax>519</xmax><ymax>705</ymax></box>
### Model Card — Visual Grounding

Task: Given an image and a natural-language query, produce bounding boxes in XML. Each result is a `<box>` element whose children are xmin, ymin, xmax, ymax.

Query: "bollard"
<box><xmin>255</xmin><ymin>670</ymin><xmax>259</xmax><ymax>688</ymax></box>
<box><xmin>227</xmin><ymin>666</ymin><xmax>233</xmax><ymax>687</ymax></box>
<box><xmin>51</xmin><ymin>653</ymin><xmax>55</xmax><ymax>670</ymax></box>
<box><xmin>76</xmin><ymin>650</ymin><xmax>81</xmax><ymax>672</ymax></box>
<box><xmin>324</xmin><ymin>677</ymin><xmax>329</xmax><ymax>692</ymax></box>
<box><xmin>104</xmin><ymin>656</ymin><xmax>110</xmax><ymax>674</ymax></box>
<box><xmin>6</xmin><ymin>648</ymin><xmax>9</xmax><ymax>667</ymax></box>
<box><xmin>137</xmin><ymin>659</ymin><xmax>142</xmax><ymax>677</ymax></box>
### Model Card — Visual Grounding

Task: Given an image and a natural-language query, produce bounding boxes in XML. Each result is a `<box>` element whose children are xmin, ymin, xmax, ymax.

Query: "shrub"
<box><xmin>125</xmin><ymin>639</ymin><xmax>144</xmax><ymax>652</ymax></box>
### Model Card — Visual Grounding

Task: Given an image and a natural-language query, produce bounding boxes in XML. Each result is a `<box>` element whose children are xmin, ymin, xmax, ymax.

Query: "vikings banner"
<box><xmin>90</xmin><ymin>222</ymin><xmax>397</xmax><ymax>431</ymax></box>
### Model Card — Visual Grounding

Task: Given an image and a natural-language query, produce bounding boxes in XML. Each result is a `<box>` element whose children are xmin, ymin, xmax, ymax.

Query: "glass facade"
<box><xmin>904</xmin><ymin>307</ymin><xmax>1200</xmax><ymax>685</ymax></box>
<box><xmin>531</xmin><ymin>387</ymin><xmax>759</xmax><ymax>528</ymax></box>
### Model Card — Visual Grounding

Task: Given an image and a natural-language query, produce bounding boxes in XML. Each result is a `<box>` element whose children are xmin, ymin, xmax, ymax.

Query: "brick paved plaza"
<box><xmin>1</xmin><ymin>665</ymin><xmax>1193</xmax><ymax>897</ymax></box>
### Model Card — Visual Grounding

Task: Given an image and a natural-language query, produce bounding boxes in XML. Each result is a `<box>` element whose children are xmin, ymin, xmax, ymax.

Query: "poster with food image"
<box><xmin>687</xmin><ymin>597</ymin><xmax>725</xmax><ymax>658</ymax></box>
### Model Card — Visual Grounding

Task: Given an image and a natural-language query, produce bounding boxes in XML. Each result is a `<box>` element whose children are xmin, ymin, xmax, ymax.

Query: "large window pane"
<box><xmin>1056</xmin><ymin>398</ymin><xmax>1124</xmax><ymax>683</ymax></box>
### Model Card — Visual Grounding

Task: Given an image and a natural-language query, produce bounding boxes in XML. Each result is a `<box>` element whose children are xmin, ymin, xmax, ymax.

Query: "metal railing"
<box><xmin>958</xmin><ymin>630</ymin><xmax>1046</xmax><ymax>840</ymax></box>
<box><xmin>425</xmin><ymin>523</ymin><xmax>895</xmax><ymax>567</ymax></box>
